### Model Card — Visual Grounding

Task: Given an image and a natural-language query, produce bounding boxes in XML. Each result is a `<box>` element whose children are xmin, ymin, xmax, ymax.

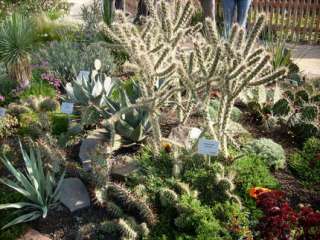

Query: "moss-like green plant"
<box><xmin>244</xmin><ymin>138</ymin><xmax>286</xmax><ymax>170</ymax></box>
<box><xmin>232</xmin><ymin>154</ymin><xmax>279</xmax><ymax>198</ymax></box>
<box><xmin>288</xmin><ymin>137</ymin><xmax>320</xmax><ymax>183</ymax></box>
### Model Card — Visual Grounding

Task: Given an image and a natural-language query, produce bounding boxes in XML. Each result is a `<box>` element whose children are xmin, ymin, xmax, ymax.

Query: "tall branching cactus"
<box><xmin>101</xmin><ymin>0</ymin><xmax>287</xmax><ymax>158</ymax></box>
<box><xmin>101</xmin><ymin>0</ymin><xmax>200</xmax><ymax>154</ymax></box>
<box><xmin>179</xmin><ymin>15</ymin><xmax>288</xmax><ymax>157</ymax></box>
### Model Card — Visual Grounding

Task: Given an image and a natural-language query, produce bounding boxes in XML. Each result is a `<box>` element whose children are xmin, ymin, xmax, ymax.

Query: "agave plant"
<box><xmin>66</xmin><ymin>59</ymin><xmax>114</xmax><ymax>107</ymax></box>
<box><xmin>65</xmin><ymin>59</ymin><xmax>115</xmax><ymax>126</ymax></box>
<box><xmin>0</xmin><ymin>141</ymin><xmax>65</xmax><ymax>229</ymax></box>
<box><xmin>103</xmin><ymin>81</ymin><xmax>151</xmax><ymax>144</ymax></box>
<box><xmin>0</xmin><ymin>13</ymin><xmax>36</xmax><ymax>89</ymax></box>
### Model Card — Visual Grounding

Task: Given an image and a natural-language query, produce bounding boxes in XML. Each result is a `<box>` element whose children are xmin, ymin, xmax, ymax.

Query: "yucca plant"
<box><xmin>0</xmin><ymin>13</ymin><xmax>36</xmax><ymax>90</ymax></box>
<box><xmin>0</xmin><ymin>140</ymin><xmax>65</xmax><ymax>229</ymax></box>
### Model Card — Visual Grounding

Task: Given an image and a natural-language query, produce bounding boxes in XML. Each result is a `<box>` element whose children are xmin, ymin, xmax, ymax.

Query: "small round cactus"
<box><xmin>39</xmin><ymin>98</ymin><xmax>59</xmax><ymax>112</ymax></box>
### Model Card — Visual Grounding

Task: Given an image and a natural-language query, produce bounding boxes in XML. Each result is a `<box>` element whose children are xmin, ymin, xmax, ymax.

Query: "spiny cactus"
<box><xmin>106</xmin><ymin>201</ymin><xmax>124</xmax><ymax>218</ymax></box>
<box><xmin>101</xmin><ymin>0</ymin><xmax>201</xmax><ymax>154</ymax></box>
<box><xmin>108</xmin><ymin>183</ymin><xmax>157</xmax><ymax>226</ymax></box>
<box><xmin>179</xmin><ymin>14</ymin><xmax>287</xmax><ymax>157</ymax></box>
<box><xmin>39</xmin><ymin>98</ymin><xmax>59</xmax><ymax>112</ymax></box>
<box><xmin>101</xmin><ymin>0</ymin><xmax>287</xmax><ymax>157</ymax></box>
<box><xmin>272</xmin><ymin>86</ymin><xmax>320</xmax><ymax>143</ymax></box>
<box><xmin>159</xmin><ymin>188</ymin><xmax>179</xmax><ymax>207</ymax></box>
<box><xmin>214</xmin><ymin>165</ymin><xmax>242</xmax><ymax>206</ymax></box>
<box><xmin>93</xmin><ymin>182</ymin><xmax>154</xmax><ymax>239</ymax></box>
<box><xmin>103</xmin><ymin>83</ymin><xmax>151</xmax><ymax>144</ymax></box>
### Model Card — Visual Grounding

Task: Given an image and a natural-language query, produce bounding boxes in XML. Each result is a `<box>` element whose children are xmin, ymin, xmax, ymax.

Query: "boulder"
<box><xmin>59</xmin><ymin>178</ymin><xmax>90</xmax><ymax>212</ymax></box>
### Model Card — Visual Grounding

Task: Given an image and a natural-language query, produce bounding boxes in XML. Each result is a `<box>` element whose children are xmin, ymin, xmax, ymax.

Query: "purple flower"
<box><xmin>0</xmin><ymin>95</ymin><xmax>5</xmax><ymax>102</ymax></box>
<box><xmin>40</xmin><ymin>72</ymin><xmax>62</xmax><ymax>92</ymax></box>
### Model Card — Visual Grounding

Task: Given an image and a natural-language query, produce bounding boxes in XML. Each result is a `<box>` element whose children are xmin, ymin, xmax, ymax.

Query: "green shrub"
<box><xmin>50</xmin><ymin>112</ymin><xmax>69</xmax><ymax>135</ymax></box>
<box><xmin>19</xmin><ymin>77</ymin><xmax>56</xmax><ymax>99</ymax></box>
<box><xmin>38</xmin><ymin>41</ymin><xmax>115</xmax><ymax>82</ymax></box>
<box><xmin>244</xmin><ymin>138</ymin><xmax>286</xmax><ymax>170</ymax></box>
<box><xmin>288</xmin><ymin>137</ymin><xmax>320</xmax><ymax>183</ymax></box>
<box><xmin>232</xmin><ymin>154</ymin><xmax>279</xmax><ymax>198</ymax></box>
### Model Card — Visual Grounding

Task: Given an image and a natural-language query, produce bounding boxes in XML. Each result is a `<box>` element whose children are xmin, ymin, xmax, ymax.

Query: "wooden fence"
<box><xmin>247</xmin><ymin>0</ymin><xmax>320</xmax><ymax>44</ymax></box>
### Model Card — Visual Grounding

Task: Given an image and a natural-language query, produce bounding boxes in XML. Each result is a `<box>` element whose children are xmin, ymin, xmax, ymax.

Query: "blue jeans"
<box><xmin>222</xmin><ymin>0</ymin><xmax>252</xmax><ymax>36</ymax></box>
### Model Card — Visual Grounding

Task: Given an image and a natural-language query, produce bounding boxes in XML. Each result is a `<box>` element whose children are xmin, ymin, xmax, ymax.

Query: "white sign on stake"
<box><xmin>61</xmin><ymin>102</ymin><xmax>74</xmax><ymax>115</ymax></box>
<box><xmin>189</xmin><ymin>127</ymin><xmax>202</xmax><ymax>140</ymax></box>
<box><xmin>197</xmin><ymin>138</ymin><xmax>220</xmax><ymax>156</ymax></box>
<box><xmin>0</xmin><ymin>107</ymin><xmax>6</xmax><ymax>117</ymax></box>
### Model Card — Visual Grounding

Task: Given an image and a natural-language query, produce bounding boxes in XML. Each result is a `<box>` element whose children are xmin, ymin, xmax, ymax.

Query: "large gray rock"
<box><xmin>168</xmin><ymin>126</ymin><xmax>201</xmax><ymax>150</ymax></box>
<box><xmin>59</xmin><ymin>178</ymin><xmax>90</xmax><ymax>212</ymax></box>
<box><xmin>79</xmin><ymin>128</ymin><xmax>108</xmax><ymax>171</ymax></box>
<box><xmin>111</xmin><ymin>156</ymin><xmax>139</xmax><ymax>180</ymax></box>
<box><xmin>79</xmin><ymin>128</ymin><xmax>121</xmax><ymax>171</ymax></box>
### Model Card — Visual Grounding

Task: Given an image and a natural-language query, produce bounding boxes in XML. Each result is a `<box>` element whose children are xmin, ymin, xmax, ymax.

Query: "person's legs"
<box><xmin>222</xmin><ymin>0</ymin><xmax>236</xmax><ymax>37</ymax></box>
<box><xmin>237</xmin><ymin>0</ymin><xmax>252</xmax><ymax>27</ymax></box>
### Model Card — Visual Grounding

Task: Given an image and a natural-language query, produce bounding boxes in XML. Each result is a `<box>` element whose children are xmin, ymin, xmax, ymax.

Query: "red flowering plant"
<box><xmin>250</xmin><ymin>189</ymin><xmax>320</xmax><ymax>240</ymax></box>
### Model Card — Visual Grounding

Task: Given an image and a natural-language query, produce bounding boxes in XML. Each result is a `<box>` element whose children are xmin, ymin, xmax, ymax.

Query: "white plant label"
<box><xmin>197</xmin><ymin>138</ymin><xmax>219</xmax><ymax>156</ymax></box>
<box><xmin>0</xmin><ymin>107</ymin><xmax>6</xmax><ymax>117</ymax></box>
<box><xmin>61</xmin><ymin>102</ymin><xmax>74</xmax><ymax>115</ymax></box>
<box><xmin>189</xmin><ymin>127</ymin><xmax>202</xmax><ymax>140</ymax></box>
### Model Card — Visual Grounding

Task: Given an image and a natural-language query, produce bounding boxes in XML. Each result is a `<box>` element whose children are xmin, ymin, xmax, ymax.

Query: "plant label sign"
<box><xmin>189</xmin><ymin>127</ymin><xmax>202</xmax><ymax>140</ymax></box>
<box><xmin>197</xmin><ymin>138</ymin><xmax>219</xmax><ymax>156</ymax></box>
<box><xmin>61</xmin><ymin>102</ymin><xmax>74</xmax><ymax>115</ymax></box>
<box><xmin>0</xmin><ymin>107</ymin><xmax>6</xmax><ymax>117</ymax></box>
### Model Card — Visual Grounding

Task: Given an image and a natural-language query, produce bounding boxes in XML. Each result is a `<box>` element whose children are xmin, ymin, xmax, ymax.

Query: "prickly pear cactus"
<box><xmin>272</xmin><ymin>86</ymin><xmax>320</xmax><ymax>144</ymax></box>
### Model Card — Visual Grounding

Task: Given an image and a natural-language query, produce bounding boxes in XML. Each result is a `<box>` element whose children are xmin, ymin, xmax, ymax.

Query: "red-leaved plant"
<box><xmin>254</xmin><ymin>190</ymin><xmax>320</xmax><ymax>240</ymax></box>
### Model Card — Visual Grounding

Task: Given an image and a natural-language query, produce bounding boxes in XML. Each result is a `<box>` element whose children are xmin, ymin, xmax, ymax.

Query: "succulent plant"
<box><xmin>92</xmin><ymin>182</ymin><xmax>155</xmax><ymax>239</ymax></box>
<box><xmin>0</xmin><ymin>114</ymin><xmax>18</xmax><ymax>139</ymax></box>
<box><xmin>244</xmin><ymin>138</ymin><xmax>286</xmax><ymax>170</ymax></box>
<box><xmin>66</xmin><ymin>59</ymin><xmax>114</xmax><ymax>108</ymax></box>
<box><xmin>39</xmin><ymin>98</ymin><xmax>59</xmax><ymax>112</ymax></box>
<box><xmin>103</xmin><ymin>82</ymin><xmax>151</xmax><ymax>144</ymax></box>
<box><xmin>272</xmin><ymin>86</ymin><xmax>320</xmax><ymax>144</ymax></box>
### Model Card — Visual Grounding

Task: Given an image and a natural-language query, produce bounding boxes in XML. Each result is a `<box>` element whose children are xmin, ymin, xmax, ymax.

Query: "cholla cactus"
<box><xmin>101</xmin><ymin>0</ymin><xmax>200</xmax><ymax>154</ymax></box>
<box><xmin>179</xmin><ymin>15</ymin><xmax>287</xmax><ymax>157</ymax></box>
<box><xmin>101</xmin><ymin>0</ymin><xmax>287</xmax><ymax>157</ymax></box>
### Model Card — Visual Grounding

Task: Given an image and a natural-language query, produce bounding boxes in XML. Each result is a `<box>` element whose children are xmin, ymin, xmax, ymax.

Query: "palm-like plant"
<box><xmin>0</xmin><ymin>141</ymin><xmax>65</xmax><ymax>229</ymax></box>
<box><xmin>0</xmin><ymin>13</ymin><xmax>36</xmax><ymax>89</ymax></box>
